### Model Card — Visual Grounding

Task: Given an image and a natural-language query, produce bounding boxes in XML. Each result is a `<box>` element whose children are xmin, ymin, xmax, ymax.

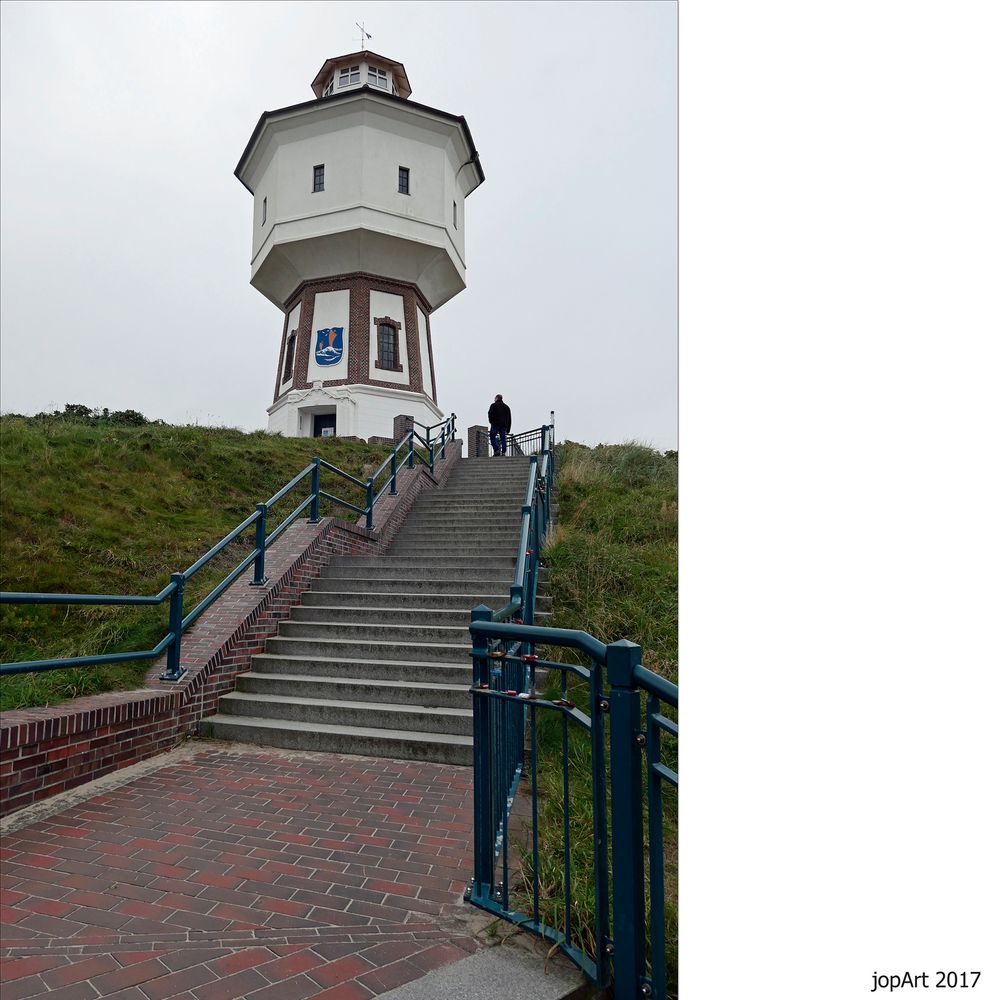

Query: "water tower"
<box><xmin>235</xmin><ymin>50</ymin><xmax>484</xmax><ymax>439</ymax></box>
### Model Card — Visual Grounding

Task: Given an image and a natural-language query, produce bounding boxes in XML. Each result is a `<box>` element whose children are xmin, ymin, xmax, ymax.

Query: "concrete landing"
<box><xmin>378</xmin><ymin>943</ymin><xmax>593</xmax><ymax>1000</ymax></box>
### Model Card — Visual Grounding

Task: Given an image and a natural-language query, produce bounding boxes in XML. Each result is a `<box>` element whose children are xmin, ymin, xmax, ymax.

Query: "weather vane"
<box><xmin>356</xmin><ymin>21</ymin><xmax>372</xmax><ymax>49</ymax></box>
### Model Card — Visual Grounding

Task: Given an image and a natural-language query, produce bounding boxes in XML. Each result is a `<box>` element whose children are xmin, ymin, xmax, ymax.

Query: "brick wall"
<box><xmin>468</xmin><ymin>425</ymin><xmax>489</xmax><ymax>458</ymax></box>
<box><xmin>0</xmin><ymin>442</ymin><xmax>461</xmax><ymax>819</ymax></box>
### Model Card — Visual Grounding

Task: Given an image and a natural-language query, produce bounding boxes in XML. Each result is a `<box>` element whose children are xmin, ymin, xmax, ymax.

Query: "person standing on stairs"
<box><xmin>488</xmin><ymin>394</ymin><xmax>512</xmax><ymax>457</ymax></box>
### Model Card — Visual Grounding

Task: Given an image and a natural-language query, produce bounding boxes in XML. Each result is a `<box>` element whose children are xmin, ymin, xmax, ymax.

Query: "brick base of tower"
<box><xmin>267</xmin><ymin>271</ymin><xmax>442</xmax><ymax>439</ymax></box>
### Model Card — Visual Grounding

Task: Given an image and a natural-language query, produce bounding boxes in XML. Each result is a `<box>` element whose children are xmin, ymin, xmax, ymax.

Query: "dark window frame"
<box><xmin>398</xmin><ymin>166</ymin><xmax>410</xmax><ymax>195</ymax></box>
<box><xmin>373</xmin><ymin>316</ymin><xmax>403</xmax><ymax>372</ymax></box>
<box><xmin>262</xmin><ymin>196</ymin><xmax>267</xmax><ymax>225</ymax></box>
<box><xmin>313</xmin><ymin>164</ymin><xmax>324</xmax><ymax>192</ymax></box>
<box><xmin>453</xmin><ymin>200</ymin><xmax>458</xmax><ymax>228</ymax></box>
<box><xmin>282</xmin><ymin>330</ymin><xmax>297</xmax><ymax>382</ymax></box>
<box><xmin>368</xmin><ymin>66</ymin><xmax>389</xmax><ymax>89</ymax></box>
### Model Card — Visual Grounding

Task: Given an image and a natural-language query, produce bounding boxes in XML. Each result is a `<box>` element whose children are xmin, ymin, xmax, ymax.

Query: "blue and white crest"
<box><xmin>314</xmin><ymin>327</ymin><xmax>344</xmax><ymax>366</ymax></box>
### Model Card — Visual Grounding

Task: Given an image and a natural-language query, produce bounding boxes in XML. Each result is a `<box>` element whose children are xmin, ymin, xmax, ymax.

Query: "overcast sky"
<box><xmin>0</xmin><ymin>1</ymin><xmax>677</xmax><ymax>450</ymax></box>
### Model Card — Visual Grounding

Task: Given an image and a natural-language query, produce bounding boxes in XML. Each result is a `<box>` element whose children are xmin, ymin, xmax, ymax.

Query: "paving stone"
<box><xmin>0</xmin><ymin>748</ymin><xmax>487</xmax><ymax>1000</ymax></box>
<box><xmin>357</xmin><ymin>958</ymin><xmax>424</xmax><ymax>994</ymax></box>
<box><xmin>307</xmin><ymin>955</ymin><xmax>375</xmax><ymax>989</ymax></box>
<box><xmin>190</xmin><ymin>967</ymin><xmax>270</xmax><ymax>1000</ymax></box>
<box><xmin>137</xmin><ymin>962</ymin><xmax>219</xmax><ymax>1000</ymax></box>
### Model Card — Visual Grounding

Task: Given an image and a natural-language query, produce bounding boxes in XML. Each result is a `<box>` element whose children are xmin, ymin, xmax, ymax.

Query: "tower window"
<box><xmin>282</xmin><ymin>331</ymin><xmax>296</xmax><ymax>382</ymax></box>
<box><xmin>398</xmin><ymin>167</ymin><xmax>410</xmax><ymax>195</ymax></box>
<box><xmin>261</xmin><ymin>196</ymin><xmax>267</xmax><ymax>225</ymax></box>
<box><xmin>313</xmin><ymin>164</ymin><xmax>324</xmax><ymax>192</ymax></box>
<box><xmin>374</xmin><ymin>318</ymin><xmax>402</xmax><ymax>371</ymax></box>
<box><xmin>339</xmin><ymin>65</ymin><xmax>360</xmax><ymax>87</ymax></box>
<box><xmin>368</xmin><ymin>66</ymin><xmax>388</xmax><ymax>89</ymax></box>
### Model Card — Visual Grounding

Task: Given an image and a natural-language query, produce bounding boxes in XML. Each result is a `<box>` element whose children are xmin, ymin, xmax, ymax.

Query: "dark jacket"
<box><xmin>488</xmin><ymin>401</ymin><xmax>512</xmax><ymax>432</ymax></box>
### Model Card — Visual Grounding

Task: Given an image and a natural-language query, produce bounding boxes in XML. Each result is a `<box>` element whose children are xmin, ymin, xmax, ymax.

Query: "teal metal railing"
<box><xmin>468</xmin><ymin>623</ymin><xmax>677</xmax><ymax>999</ymax></box>
<box><xmin>467</xmin><ymin>421</ymin><xmax>677</xmax><ymax>999</ymax></box>
<box><xmin>0</xmin><ymin>415</ymin><xmax>457</xmax><ymax>683</ymax></box>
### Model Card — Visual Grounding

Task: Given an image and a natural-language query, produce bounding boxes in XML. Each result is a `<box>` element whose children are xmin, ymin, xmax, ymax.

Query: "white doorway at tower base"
<box><xmin>266</xmin><ymin>384</ymin><xmax>443</xmax><ymax>441</ymax></box>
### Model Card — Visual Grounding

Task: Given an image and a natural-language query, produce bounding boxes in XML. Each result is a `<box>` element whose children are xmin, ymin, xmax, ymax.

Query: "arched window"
<box><xmin>282</xmin><ymin>330</ymin><xmax>297</xmax><ymax>382</ymax></box>
<box><xmin>374</xmin><ymin>317</ymin><xmax>402</xmax><ymax>372</ymax></box>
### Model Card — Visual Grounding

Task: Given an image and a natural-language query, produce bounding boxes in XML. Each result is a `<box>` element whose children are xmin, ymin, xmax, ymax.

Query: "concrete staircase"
<box><xmin>201</xmin><ymin>456</ymin><xmax>547</xmax><ymax>764</ymax></box>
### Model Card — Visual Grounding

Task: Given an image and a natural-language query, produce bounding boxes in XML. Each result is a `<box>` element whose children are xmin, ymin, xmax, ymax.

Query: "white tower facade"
<box><xmin>236</xmin><ymin>51</ymin><xmax>484</xmax><ymax>439</ymax></box>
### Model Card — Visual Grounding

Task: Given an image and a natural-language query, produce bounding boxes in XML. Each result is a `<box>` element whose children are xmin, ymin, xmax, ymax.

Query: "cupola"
<box><xmin>310</xmin><ymin>51</ymin><xmax>412</xmax><ymax>100</ymax></box>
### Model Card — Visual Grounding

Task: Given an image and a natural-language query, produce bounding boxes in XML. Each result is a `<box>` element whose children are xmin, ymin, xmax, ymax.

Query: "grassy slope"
<box><xmin>0</xmin><ymin>416</ymin><xmax>389</xmax><ymax>711</ymax></box>
<box><xmin>522</xmin><ymin>441</ymin><xmax>678</xmax><ymax>994</ymax></box>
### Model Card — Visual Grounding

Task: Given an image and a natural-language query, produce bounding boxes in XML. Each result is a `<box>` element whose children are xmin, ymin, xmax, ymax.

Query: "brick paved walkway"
<box><xmin>0</xmin><ymin>743</ymin><xmax>482</xmax><ymax>1000</ymax></box>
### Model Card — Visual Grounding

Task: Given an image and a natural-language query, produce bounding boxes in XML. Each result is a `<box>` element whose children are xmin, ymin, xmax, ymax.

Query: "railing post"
<box><xmin>251</xmin><ymin>504</ymin><xmax>268</xmax><ymax>586</ymax></box>
<box><xmin>160</xmin><ymin>573</ymin><xmax>187</xmax><ymax>682</ymax></box>
<box><xmin>440</xmin><ymin>426</ymin><xmax>447</xmax><ymax>460</ymax></box>
<box><xmin>509</xmin><ymin>583</ymin><xmax>523</xmax><ymax>620</ymax></box>
<box><xmin>470</xmin><ymin>605</ymin><xmax>494</xmax><ymax>903</ymax></box>
<box><xmin>408</xmin><ymin>429</ymin><xmax>415</xmax><ymax>470</ymax></box>
<box><xmin>390</xmin><ymin>451</ymin><xmax>398</xmax><ymax>495</ymax></box>
<box><xmin>308</xmin><ymin>457</ymin><xmax>321</xmax><ymax>523</ymax></box>
<box><xmin>429</xmin><ymin>436</ymin><xmax>436</xmax><ymax>475</ymax></box>
<box><xmin>607</xmin><ymin>639</ymin><xmax>646</xmax><ymax>996</ymax></box>
<box><xmin>451</xmin><ymin>413</ymin><xmax>457</xmax><ymax>442</ymax></box>
<box><xmin>365</xmin><ymin>479</ymin><xmax>374</xmax><ymax>531</ymax></box>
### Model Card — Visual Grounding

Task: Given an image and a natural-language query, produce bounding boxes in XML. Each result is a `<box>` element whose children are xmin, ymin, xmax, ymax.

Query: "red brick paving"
<box><xmin>0</xmin><ymin>746</ymin><xmax>480</xmax><ymax>999</ymax></box>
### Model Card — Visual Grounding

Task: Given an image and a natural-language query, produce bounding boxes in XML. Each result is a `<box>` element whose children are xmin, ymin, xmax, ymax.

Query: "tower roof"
<box><xmin>311</xmin><ymin>50</ymin><xmax>412</xmax><ymax>99</ymax></box>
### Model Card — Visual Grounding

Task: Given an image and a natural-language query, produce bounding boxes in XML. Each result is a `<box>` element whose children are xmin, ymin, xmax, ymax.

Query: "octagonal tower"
<box><xmin>235</xmin><ymin>51</ymin><xmax>485</xmax><ymax>439</ymax></box>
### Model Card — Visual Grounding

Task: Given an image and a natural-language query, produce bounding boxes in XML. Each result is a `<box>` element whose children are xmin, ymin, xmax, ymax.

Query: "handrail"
<box><xmin>485</xmin><ymin>419</ymin><xmax>555</xmax><ymax>626</ymax></box>
<box><xmin>0</xmin><ymin>584</ymin><xmax>175</xmax><ymax>607</ymax></box>
<box><xmin>0</xmin><ymin>412</ymin><xmax>462</xmax><ymax>683</ymax></box>
<box><xmin>469</xmin><ymin>620</ymin><xmax>608</xmax><ymax>664</ymax></box>
<box><xmin>635</xmin><ymin>664</ymin><xmax>678</xmax><ymax>706</ymax></box>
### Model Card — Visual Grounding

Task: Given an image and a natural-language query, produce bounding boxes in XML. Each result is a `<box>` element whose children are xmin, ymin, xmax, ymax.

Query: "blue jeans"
<box><xmin>489</xmin><ymin>426</ymin><xmax>507</xmax><ymax>456</ymax></box>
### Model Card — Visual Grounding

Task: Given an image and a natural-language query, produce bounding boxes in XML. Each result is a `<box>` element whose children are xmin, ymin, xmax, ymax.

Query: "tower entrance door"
<box><xmin>312</xmin><ymin>412</ymin><xmax>337</xmax><ymax>437</ymax></box>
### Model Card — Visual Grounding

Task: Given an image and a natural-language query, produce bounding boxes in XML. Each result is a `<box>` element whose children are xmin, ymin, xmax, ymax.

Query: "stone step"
<box><xmin>250</xmin><ymin>653</ymin><xmax>476</xmax><ymax>683</ymax></box>
<box><xmin>391</xmin><ymin>527</ymin><xmax>521</xmax><ymax>539</ymax></box>
<box><xmin>235</xmin><ymin>671</ymin><xmax>472</xmax><ymax>709</ymax></box>
<box><xmin>310</xmin><ymin>577</ymin><xmax>536</xmax><ymax>593</ymax></box>
<box><xmin>277</xmin><ymin>620</ymin><xmax>471</xmax><ymax>644</ymax></box>
<box><xmin>400</xmin><ymin>519</ymin><xmax>522</xmax><ymax>530</ymax></box>
<box><xmin>387</xmin><ymin>538</ymin><xmax>518</xmax><ymax>549</ymax></box>
<box><xmin>300</xmin><ymin>590</ymin><xmax>527</xmax><ymax>609</ymax></box>
<box><xmin>216</xmin><ymin>691</ymin><xmax>473</xmax><ymax>736</ymax></box>
<box><xmin>445</xmin><ymin>480</ymin><xmax>530</xmax><ymax>487</ymax></box>
<box><xmin>289</xmin><ymin>605</ymin><xmax>472</xmax><ymax>625</ymax></box>
<box><xmin>327</xmin><ymin>555</ymin><xmax>516</xmax><ymax>569</ymax></box>
<box><xmin>418</xmin><ymin>487</ymin><xmax>525</xmax><ymax>496</ymax></box>
<box><xmin>387</xmin><ymin>542</ymin><xmax>518</xmax><ymax>554</ymax></box>
<box><xmin>416</xmin><ymin>495</ymin><xmax>524</xmax><ymax>505</ymax></box>
<box><xmin>385</xmin><ymin>549</ymin><xmax>517</xmax><ymax>560</ymax></box>
<box><xmin>199</xmin><ymin>714</ymin><xmax>473</xmax><ymax>766</ymax></box>
<box><xmin>440</xmin><ymin>472</ymin><xmax>528</xmax><ymax>480</ymax></box>
<box><xmin>319</xmin><ymin>568</ymin><xmax>522</xmax><ymax>584</ymax></box>
<box><xmin>286</xmin><ymin>605</ymin><xmax>552</xmax><ymax>627</ymax></box>
<box><xmin>409</xmin><ymin>507</ymin><xmax>522</xmax><ymax>518</ymax></box>
<box><xmin>263</xmin><ymin>634</ymin><xmax>469</xmax><ymax>663</ymax></box>
<box><xmin>424</xmin><ymin>504</ymin><xmax>525</xmax><ymax>512</ymax></box>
